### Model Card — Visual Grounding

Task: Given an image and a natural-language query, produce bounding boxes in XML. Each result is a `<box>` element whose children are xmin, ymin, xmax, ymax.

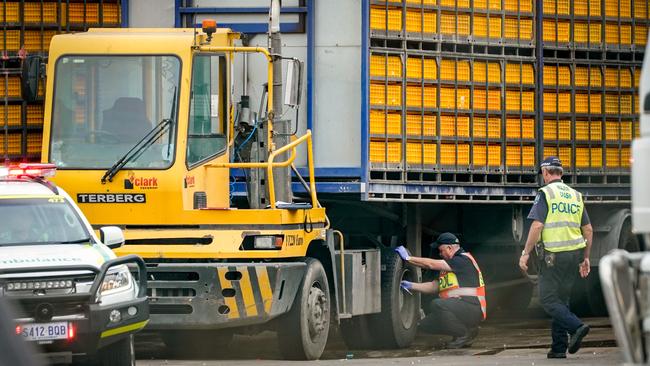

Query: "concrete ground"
<box><xmin>135</xmin><ymin>317</ymin><xmax>621</xmax><ymax>365</ymax></box>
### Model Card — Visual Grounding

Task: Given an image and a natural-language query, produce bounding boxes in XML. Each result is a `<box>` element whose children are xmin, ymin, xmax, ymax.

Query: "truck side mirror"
<box><xmin>284</xmin><ymin>59</ymin><xmax>303</xmax><ymax>107</ymax></box>
<box><xmin>21</xmin><ymin>55</ymin><xmax>43</xmax><ymax>102</ymax></box>
<box><xmin>100</xmin><ymin>226</ymin><xmax>125</xmax><ymax>249</ymax></box>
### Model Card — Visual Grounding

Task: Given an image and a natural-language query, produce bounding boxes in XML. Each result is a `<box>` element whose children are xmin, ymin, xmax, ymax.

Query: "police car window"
<box><xmin>0</xmin><ymin>198</ymin><xmax>90</xmax><ymax>246</ymax></box>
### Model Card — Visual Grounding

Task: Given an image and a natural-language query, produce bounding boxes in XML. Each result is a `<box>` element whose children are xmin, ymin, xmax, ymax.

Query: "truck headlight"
<box><xmin>100</xmin><ymin>268</ymin><xmax>131</xmax><ymax>294</ymax></box>
<box><xmin>254</xmin><ymin>235</ymin><xmax>283</xmax><ymax>249</ymax></box>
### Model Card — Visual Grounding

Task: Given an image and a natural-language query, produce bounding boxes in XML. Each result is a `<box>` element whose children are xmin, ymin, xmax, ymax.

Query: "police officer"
<box><xmin>519</xmin><ymin>156</ymin><xmax>593</xmax><ymax>359</ymax></box>
<box><xmin>396</xmin><ymin>232</ymin><xmax>486</xmax><ymax>349</ymax></box>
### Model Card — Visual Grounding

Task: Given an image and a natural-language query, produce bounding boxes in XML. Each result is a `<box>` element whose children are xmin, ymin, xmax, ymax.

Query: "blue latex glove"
<box><xmin>395</xmin><ymin>245</ymin><xmax>411</xmax><ymax>261</ymax></box>
<box><xmin>400</xmin><ymin>280</ymin><xmax>413</xmax><ymax>294</ymax></box>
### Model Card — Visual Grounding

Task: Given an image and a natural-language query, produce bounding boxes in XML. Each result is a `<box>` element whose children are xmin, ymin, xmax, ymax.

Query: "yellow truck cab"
<box><xmin>33</xmin><ymin>19</ymin><xmax>418</xmax><ymax>360</ymax></box>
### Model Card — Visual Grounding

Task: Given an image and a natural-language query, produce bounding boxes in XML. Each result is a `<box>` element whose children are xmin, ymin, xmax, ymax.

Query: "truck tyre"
<box><xmin>96</xmin><ymin>335</ymin><xmax>134</xmax><ymax>366</ymax></box>
<box><xmin>339</xmin><ymin>315</ymin><xmax>374</xmax><ymax>350</ymax></box>
<box><xmin>278</xmin><ymin>258</ymin><xmax>330</xmax><ymax>360</ymax></box>
<box><xmin>160</xmin><ymin>330</ymin><xmax>233</xmax><ymax>359</ymax></box>
<box><xmin>366</xmin><ymin>249</ymin><xmax>418</xmax><ymax>349</ymax></box>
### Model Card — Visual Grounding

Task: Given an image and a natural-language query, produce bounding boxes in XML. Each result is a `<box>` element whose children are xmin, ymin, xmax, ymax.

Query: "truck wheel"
<box><xmin>160</xmin><ymin>330</ymin><xmax>233</xmax><ymax>359</ymax></box>
<box><xmin>277</xmin><ymin>258</ymin><xmax>330</xmax><ymax>360</ymax></box>
<box><xmin>366</xmin><ymin>249</ymin><xmax>418</xmax><ymax>349</ymax></box>
<box><xmin>339</xmin><ymin>315</ymin><xmax>374</xmax><ymax>350</ymax></box>
<box><xmin>96</xmin><ymin>335</ymin><xmax>134</xmax><ymax>366</ymax></box>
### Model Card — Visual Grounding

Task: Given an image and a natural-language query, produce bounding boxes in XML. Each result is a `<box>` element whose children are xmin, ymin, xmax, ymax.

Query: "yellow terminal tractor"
<box><xmin>28</xmin><ymin>3</ymin><xmax>418</xmax><ymax>359</ymax></box>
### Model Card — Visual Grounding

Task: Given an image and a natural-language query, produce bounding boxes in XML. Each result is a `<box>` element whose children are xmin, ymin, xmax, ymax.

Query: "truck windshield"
<box><xmin>0</xmin><ymin>197</ymin><xmax>90</xmax><ymax>246</ymax></box>
<box><xmin>49</xmin><ymin>55</ymin><xmax>181</xmax><ymax>169</ymax></box>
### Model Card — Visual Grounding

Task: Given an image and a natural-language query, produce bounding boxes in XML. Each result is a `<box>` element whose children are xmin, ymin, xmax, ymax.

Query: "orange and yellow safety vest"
<box><xmin>438</xmin><ymin>252</ymin><xmax>487</xmax><ymax>320</ymax></box>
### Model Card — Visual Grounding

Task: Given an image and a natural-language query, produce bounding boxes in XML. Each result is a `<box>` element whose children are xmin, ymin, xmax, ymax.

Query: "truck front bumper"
<box><xmin>145</xmin><ymin>261</ymin><xmax>306</xmax><ymax>330</ymax></box>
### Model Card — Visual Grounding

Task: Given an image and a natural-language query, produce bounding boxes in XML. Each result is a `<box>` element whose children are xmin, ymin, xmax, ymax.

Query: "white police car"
<box><xmin>0</xmin><ymin>164</ymin><xmax>148</xmax><ymax>365</ymax></box>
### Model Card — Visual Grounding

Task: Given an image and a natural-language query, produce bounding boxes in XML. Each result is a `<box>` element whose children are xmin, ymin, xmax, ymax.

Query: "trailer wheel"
<box><xmin>278</xmin><ymin>258</ymin><xmax>330</xmax><ymax>360</ymax></box>
<box><xmin>366</xmin><ymin>249</ymin><xmax>418</xmax><ymax>349</ymax></box>
<box><xmin>339</xmin><ymin>315</ymin><xmax>374</xmax><ymax>350</ymax></box>
<box><xmin>96</xmin><ymin>335</ymin><xmax>134</xmax><ymax>366</ymax></box>
<box><xmin>160</xmin><ymin>330</ymin><xmax>233</xmax><ymax>359</ymax></box>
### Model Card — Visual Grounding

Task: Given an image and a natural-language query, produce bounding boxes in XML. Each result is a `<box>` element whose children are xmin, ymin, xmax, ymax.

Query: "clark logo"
<box><xmin>184</xmin><ymin>175</ymin><xmax>195</xmax><ymax>188</ymax></box>
<box><xmin>124</xmin><ymin>172</ymin><xmax>158</xmax><ymax>190</ymax></box>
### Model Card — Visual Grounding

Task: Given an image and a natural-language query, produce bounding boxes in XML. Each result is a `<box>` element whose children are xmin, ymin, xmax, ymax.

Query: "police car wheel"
<box><xmin>278</xmin><ymin>258</ymin><xmax>330</xmax><ymax>360</ymax></box>
<box><xmin>96</xmin><ymin>335</ymin><xmax>134</xmax><ymax>366</ymax></box>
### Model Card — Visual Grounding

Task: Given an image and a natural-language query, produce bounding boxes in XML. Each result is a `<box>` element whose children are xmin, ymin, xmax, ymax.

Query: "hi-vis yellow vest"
<box><xmin>540</xmin><ymin>181</ymin><xmax>586</xmax><ymax>253</ymax></box>
<box><xmin>438</xmin><ymin>252</ymin><xmax>487</xmax><ymax>320</ymax></box>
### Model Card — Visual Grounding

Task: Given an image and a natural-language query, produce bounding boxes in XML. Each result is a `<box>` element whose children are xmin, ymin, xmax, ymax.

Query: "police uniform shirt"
<box><xmin>441</xmin><ymin>248</ymin><xmax>481</xmax><ymax>306</ymax></box>
<box><xmin>527</xmin><ymin>179</ymin><xmax>590</xmax><ymax>225</ymax></box>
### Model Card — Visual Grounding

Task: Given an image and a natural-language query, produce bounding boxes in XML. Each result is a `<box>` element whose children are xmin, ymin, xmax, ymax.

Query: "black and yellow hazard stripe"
<box><xmin>217</xmin><ymin>266</ymin><xmax>274</xmax><ymax>319</ymax></box>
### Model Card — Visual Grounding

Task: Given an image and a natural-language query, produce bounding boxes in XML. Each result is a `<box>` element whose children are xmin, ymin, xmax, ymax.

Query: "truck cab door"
<box><xmin>183</xmin><ymin>54</ymin><xmax>230</xmax><ymax>210</ymax></box>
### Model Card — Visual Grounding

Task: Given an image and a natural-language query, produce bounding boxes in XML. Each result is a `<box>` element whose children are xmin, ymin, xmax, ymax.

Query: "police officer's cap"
<box><xmin>430</xmin><ymin>232</ymin><xmax>460</xmax><ymax>249</ymax></box>
<box><xmin>539</xmin><ymin>156</ymin><xmax>562</xmax><ymax>173</ymax></box>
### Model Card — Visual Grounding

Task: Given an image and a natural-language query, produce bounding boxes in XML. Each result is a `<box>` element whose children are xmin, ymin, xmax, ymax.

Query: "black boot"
<box><xmin>447</xmin><ymin>328</ymin><xmax>479</xmax><ymax>349</ymax></box>
<box><xmin>568</xmin><ymin>324</ymin><xmax>590</xmax><ymax>354</ymax></box>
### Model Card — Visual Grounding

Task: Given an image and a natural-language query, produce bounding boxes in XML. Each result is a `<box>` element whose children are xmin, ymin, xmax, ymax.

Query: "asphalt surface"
<box><xmin>134</xmin><ymin>317</ymin><xmax>620</xmax><ymax>365</ymax></box>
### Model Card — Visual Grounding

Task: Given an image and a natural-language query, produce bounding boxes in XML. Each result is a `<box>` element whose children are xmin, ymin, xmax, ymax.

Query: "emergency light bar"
<box><xmin>0</xmin><ymin>163</ymin><xmax>56</xmax><ymax>178</ymax></box>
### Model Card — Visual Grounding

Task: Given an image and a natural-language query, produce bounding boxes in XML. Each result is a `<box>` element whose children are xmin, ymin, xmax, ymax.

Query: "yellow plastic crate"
<box><xmin>406</xmin><ymin>0</ymin><xmax>437</xmax><ymax>4</ymax></box>
<box><xmin>440</xmin><ymin>115</ymin><xmax>470</xmax><ymax>137</ymax></box>
<box><xmin>369</xmin><ymin>140</ymin><xmax>402</xmax><ymax>163</ymax></box>
<box><xmin>2</xmin><ymin>30</ymin><xmax>20</xmax><ymax>51</ymax></box>
<box><xmin>61</xmin><ymin>2</ymin><xmax>101</xmax><ymax>25</ymax></box>
<box><xmin>635</xmin><ymin>121</ymin><xmax>641</xmax><ymax>136</ymax></box>
<box><xmin>406</xmin><ymin>114</ymin><xmax>436</xmax><ymax>136</ymax></box>
<box><xmin>473</xmin><ymin>117</ymin><xmax>502</xmax><ymax>138</ymax></box>
<box><xmin>635</xmin><ymin>0</ymin><xmax>648</xmax><ymax>18</ymax></box>
<box><xmin>543</xmin><ymin>0</ymin><xmax>570</xmax><ymax>15</ymax></box>
<box><xmin>574</xmin><ymin>120</ymin><xmax>602</xmax><ymax>140</ymax></box>
<box><xmin>575</xmin><ymin>66</ymin><xmax>602</xmax><ymax>87</ymax></box>
<box><xmin>543</xmin><ymin>20</ymin><xmax>571</xmax><ymax>43</ymax></box>
<box><xmin>2</xmin><ymin>133</ymin><xmax>21</xmax><ymax>155</ymax></box>
<box><xmin>23</xmin><ymin>2</ymin><xmax>59</xmax><ymax>24</ymax></box>
<box><xmin>504</xmin><ymin>0</ymin><xmax>533</xmax><ymax>12</ymax></box>
<box><xmin>635</xmin><ymin>25</ymin><xmax>648</xmax><ymax>45</ymax></box>
<box><xmin>544</xmin><ymin>120</ymin><xmax>572</xmax><ymax>140</ymax></box>
<box><xmin>406</xmin><ymin>9</ymin><xmax>436</xmax><ymax>34</ymax></box>
<box><xmin>606</xmin><ymin>23</ymin><xmax>633</xmax><ymax>45</ymax></box>
<box><xmin>370</xmin><ymin>54</ymin><xmax>402</xmax><ymax>78</ymax></box>
<box><xmin>506</xmin><ymin>118</ymin><xmax>535</xmax><ymax>139</ymax></box>
<box><xmin>370</xmin><ymin>83</ymin><xmax>402</xmax><ymax>107</ymax></box>
<box><xmin>406</xmin><ymin>142</ymin><xmax>437</xmax><ymax>165</ymax></box>
<box><xmin>605</xmin><ymin>94</ymin><xmax>633</xmax><ymax>114</ymax></box>
<box><xmin>475</xmin><ymin>0</ymin><xmax>502</xmax><ymax>10</ymax></box>
<box><xmin>0</xmin><ymin>2</ymin><xmax>19</xmax><ymax>23</ymax></box>
<box><xmin>605</xmin><ymin>121</ymin><xmax>633</xmax><ymax>140</ymax></box>
<box><xmin>473</xmin><ymin>144</ymin><xmax>502</xmax><ymax>167</ymax></box>
<box><xmin>506</xmin><ymin>145</ymin><xmax>536</xmax><ymax>167</ymax></box>
<box><xmin>24</xmin><ymin>30</ymin><xmax>57</xmax><ymax>52</ymax></box>
<box><xmin>370</xmin><ymin>7</ymin><xmax>403</xmax><ymax>31</ymax></box>
<box><xmin>605</xmin><ymin>147</ymin><xmax>629</xmax><ymax>167</ymax></box>
<box><xmin>102</xmin><ymin>3</ymin><xmax>121</xmax><ymax>24</ymax></box>
<box><xmin>406</xmin><ymin>57</ymin><xmax>437</xmax><ymax>80</ymax></box>
<box><xmin>474</xmin><ymin>16</ymin><xmax>502</xmax><ymax>39</ymax></box>
<box><xmin>574</xmin><ymin>22</ymin><xmax>601</xmax><ymax>44</ymax></box>
<box><xmin>27</xmin><ymin>133</ymin><xmax>42</xmax><ymax>155</ymax></box>
<box><xmin>474</xmin><ymin>89</ymin><xmax>502</xmax><ymax>111</ymax></box>
<box><xmin>370</xmin><ymin>111</ymin><xmax>402</xmax><ymax>135</ymax></box>
<box><xmin>440</xmin><ymin>143</ymin><xmax>470</xmax><ymax>165</ymax></box>
<box><xmin>543</xmin><ymin>65</ymin><xmax>571</xmax><ymax>86</ymax></box>
<box><xmin>543</xmin><ymin>92</ymin><xmax>571</xmax><ymax>113</ymax></box>
<box><xmin>575</xmin><ymin>147</ymin><xmax>603</xmax><ymax>168</ymax></box>
<box><xmin>544</xmin><ymin>146</ymin><xmax>573</xmax><ymax>167</ymax></box>
<box><xmin>635</xmin><ymin>68</ymin><xmax>641</xmax><ymax>87</ymax></box>
<box><xmin>506</xmin><ymin>91</ymin><xmax>535</xmax><ymax>111</ymax></box>
<box><xmin>575</xmin><ymin>0</ymin><xmax>602</xmax><ymax>15</ymax></box>
<box><xmin>440</xmin><ymin>14</ymin><xmax>471</xmax><ymax>36</ymax></box>
<box><xmin>605</xmin><ymin>0</ymin><xmax>632</xmax><ymax>18</ymax></box>
<box><xmin>406</xmin><ymin>85</ymin><xmax>437</xmax><ymax>108</ymax></box>
<box><xmin>474</xmin><ymin>61</ymin><xmax>501</xmax><ymax>84</ymax></box>
<box><xmin>439</xmin><ymin>88</ymin><xmax>471</xmax><ymax>109</ymax></box>
<box><xmin>0</xmin><ymin>75</ymin><xmax>21</xmax><ymax>98</ymax></box>
<box><xmin>605</xmin><ymin>68</ymin><xmax>633</xmax><ymax>87</ymax></box>
<box><xmin>505</xmin><ymin>63</ymin><xmax>535</xmax><ymax>85</ymax></box>
<box><xmin>505</xmin><ymin>18</ymin><xmax>534</xmax><ymax>41</ymax></box>
<box><xmin>440</xmin><ymin>0</ymin><xmax>471</xmax><ymax>8</ymax></box>
<box><xmin>440</xmin><ymin>59</ymin><xmax>471</xmax><ymax>82</ymax></box>
<box><xmin>575</xmin><ymin>93</ymin><xmax>602</xmax><ymax>114</ymax></box>
<box><xmin>26</xmin><ymin>104</ymin><xmax>44</xmax><ymax>125</ymax></box>
<box><xmin>0</xmin><ymin>104</ymin><xmax>21</xmax><ymax>126</ymax></box>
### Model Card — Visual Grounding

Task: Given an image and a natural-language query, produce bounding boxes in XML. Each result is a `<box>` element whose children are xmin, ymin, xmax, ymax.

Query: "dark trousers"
<box><xmin>539</xmin><ymin>249</ymin><xmax>584</xmax><ymax>353</ymax></box>
<box><xmin>419</xmin><ymin>297</ymin><xmax>482</xmax><ymax>338</ymax></box>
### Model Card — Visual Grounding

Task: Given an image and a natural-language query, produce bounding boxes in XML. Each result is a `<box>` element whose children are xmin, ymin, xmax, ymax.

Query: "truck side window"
<box><xmin>187</xmin><ymin>54</ymin><xmax>227</xmax><ymax>167</ymax></box>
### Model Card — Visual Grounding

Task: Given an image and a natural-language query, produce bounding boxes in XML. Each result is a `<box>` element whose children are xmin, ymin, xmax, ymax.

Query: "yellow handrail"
<box><xmin>207</xmin><ymin>130</ymin><xmax>318</xmax><ymax>209</ymax></box>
